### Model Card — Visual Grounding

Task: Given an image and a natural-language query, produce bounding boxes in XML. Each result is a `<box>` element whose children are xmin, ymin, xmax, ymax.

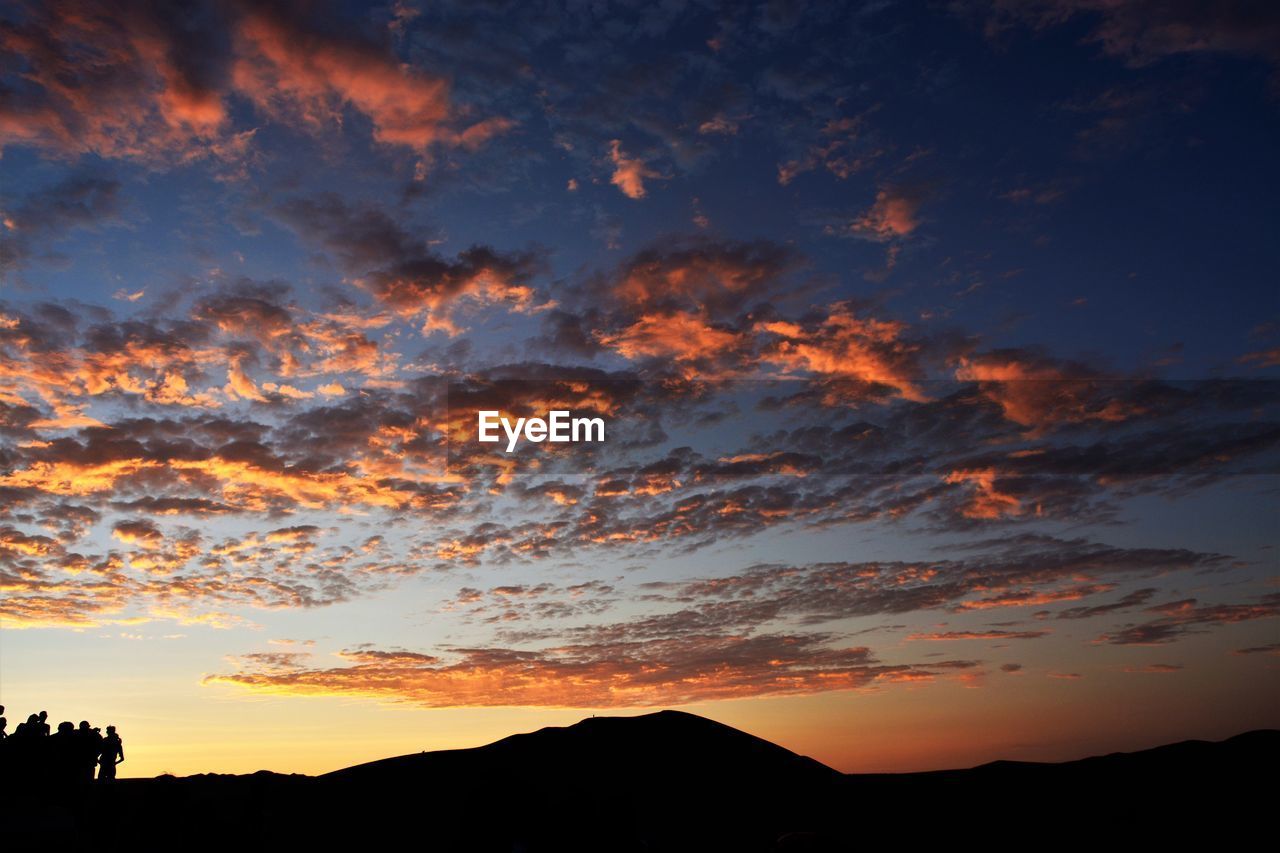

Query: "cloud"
<box><xmin>0</xmin><ymin>1</ymin><xmax>234</xmax><ymax>163</ymax></box>
<box><xmin>551</xmin><ymin>238</ymin><xmax>934</xmax><ymax>400</ymax></box>
<box><xmin>777</xmin><ymin>115</ymin><xmax>880</xmax><ymax>185</ymax></box>
<box><xmin>607</xmin><ymin>139</ymin><xmax>660</xmax><ymax>199</ymax></box>
<box><xmin>0</xmin><ymin>244</ymin><xmax>1274</xmax><ymax>636</ymax></box>
<box><xmin>1056</xmin><ymin>588</ymin><xmax>1157</xmax><ymax>619</ymax></box>
<box><xmin>543</xmin><ymin>237</ymin><xmax>807</xmax><ymax>375</ymax></box>
<box><xmin>942</xmin><ymin>468</ymin><xmax>1024</xmax><ymax>520</ymax></box>
<box><xmin>0</xmin><ymin>524</ymin><xmax>59</xmax><ymax>556</ymax></box>
<box><xmin>3</xmin><ymin>286</ymin><xmax>1275</xmax><ymax>575</ymax></box>
<box><xmin>907</xmin><ymin>629</ymin><xmax>1050</xmax><ymax>641</ymax></box>
<box><xmin>0</xmin><ymin>0</ymin><xmax>510</xmax><ymax>167</ymax></box>
<box><xmin>1</xmin><ymin>174</ymin><xmax>122</xmax><ymax>276</ymax></box>
<box><xmin>272</xmin><ymin>194</ymin><xmax>546</xmax><ymax>332</ymax></box>
<box><xmin>0</xmin><ymin>512</ymin><xmax>390</xmax><ymax>629</ymax></box>
<box><xmin>597</xmin><ymin>312</ymin><xmax>741</xmax><ymax>364</ymax></box>
<box><xmin>851</xmin><ymin>193</ymin><xmax>916</xmax><ymax>241</ymax></box>
<box><xmin>111</xmin><ymin>518</ymin><xmax>164</xmax><ymax>550</ymax></box>
<box><xmin>0</xmin><ymin>305</ymin><xmax>225</xmax><ymax>415</ymax></box>
<box><xmin>0</xmin><ymin>277</ymin><xmax>413</xmax><ymax>426</ymax></box>
<box><xmin>1233</xmin><ymin>643</ymin><xmax>1280</xmax><ymax>656</ymax></box>
<box><xmin>757</xmin><ymin>303</ymin><xmax>927</xmax><ymax>402</ymax></box>
<box><xmin>952</xmin><ymin>350</ymin><xmax>1141</xmax><ymax>429</ymax></box>
<box><xmin>1239</xmin><ymin>347</ymin><xmax>1280</xmax><ymax>369</ymax></box>
<box><xmin>849</xmin><ymin>185</ymin><xmax>928</xmax><ymax>242</ymax></box>
<box><xmin>207</xmin><ymin>633</ymin><xmax>980</xmax><ymax>707</ymax></box>
<box><xmin>1096</xmin><ymin>593</ymin><xmax>1280</xmax><ymax>645</ymax></box>
<box><xmin>455</xmin><ymin>535</ymin><xmax>1228</xmax><ymax>646</ymax></box>
<box><xmin>0</xmin><ymin>412</ymin><xmax>457</xmax><ymax>517</ymax></box>
<box><xmin>976</xmin><ymin>0</ymin><xmax>1280</xmax><ymax>69</ymax></box>
<box><xmin>603</xmin><ymin>238</ymin><xmax>804</xmax><ymax>319</ymax></box>
<box><xmin>441</xmin><ymin>580</ymin><xmax>617</xmax><ymax>624</ymax></box>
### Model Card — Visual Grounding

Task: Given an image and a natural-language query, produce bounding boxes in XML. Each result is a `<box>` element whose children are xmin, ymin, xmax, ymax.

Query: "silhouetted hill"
<box><xmin>326</xmin><ymin>709</ymin><xmax>838</xmax><ymax>787</ymax></box>
<box><xmin>8</xmin><ymin>713</ymin><xmax>1276</xmax><ymax>851</ymax></box>
<box><xmin>836</xmin><ymin>728</ymin><xmax>1278</xmax><ymax>844</ymax></box>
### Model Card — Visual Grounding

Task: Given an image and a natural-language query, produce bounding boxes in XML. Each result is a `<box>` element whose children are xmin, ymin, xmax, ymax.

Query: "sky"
<box><xmin>1</xmin><ymin>0</ymin><xmax>1278</xmax><ymax>777</ymax></box>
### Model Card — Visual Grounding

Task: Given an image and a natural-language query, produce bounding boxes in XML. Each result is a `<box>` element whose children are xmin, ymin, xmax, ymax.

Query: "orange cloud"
<box><xmin>112</xmin><ymin>519</ymin><xmax>164</xmax><ymax>550</ymax></box>
<box><xmin>954</xmin><ymin>353</ymin><xmax>1140</xmax><ymax>429</ymax></box>
<box><xmin>233</xmin><ymin>9</ymin><xmax>450</xmax><ymax>151</ymax></box>
<box><xmin>758</xmin><ymin>304</ymin><xmax>926</xmax><ymax>402</ymax></box>
<box><xmin>207</xmin><ymin>635</ymin><xmax>977</xmax><ymax>707</ymax></box>
<box><xmin>0</xmin><ymin>3</ymin><xmax>230</xmax><ymax>163</ymax></box>
<box><xmin>851</xmin><ymin>186</ymin><xmax>923</xmax><ymax>241</ymax></box>
<box><xmin>0</xmin><ymin>453</ymin><xmax>449</xmax><ymax>514</ymax></box>
<box><xmin>597</xmin><ymin>312</ymin><xmax>741</xmax><ymax>366</ymax></box>
<box><xmin>955</xmin><ymin>584</ymin><xmax>1115</xmax><ymax>610</ymax></box>
<box><xmin>0</xmin><ymin>525</ymin><xmax>59</xmax><ymax>556</ymax></box>
<box><xmin>777</xmin><ymin>115</ymin><xmax>879</xmax><ymax>185</ymax></box>
<box><xmin>943</xmin><ymin>468</ymin><xmax>1022</xmax><ymax>520</ymax></box>
<box><xmin>611</xmin><ymin>241</ymin><xmax>797</xmax><ymax>312</ymax></box>
<box><xmin>608</xmin><ymin>140</ymin><xmax>659</xmax><ymax>199</ymax></box>
<box><xmin>0</xmin><ymin>326</ymin><xmax>224</xmax><ymax>415</ymax></box>
<box><xmin>1</xmin><ymin>2</ymin><xmax>510</xmax><ymax>166</ymax></box>
<box><xmin>1239</xmin><ymin>347</ymin><xmax>1280</xmax><ymax>368</ymax></box>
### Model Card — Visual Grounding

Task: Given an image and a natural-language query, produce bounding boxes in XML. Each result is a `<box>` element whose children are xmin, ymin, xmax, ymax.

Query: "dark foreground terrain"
<box><xmin>10</xmin><ymin>710</ymin><xmax>1276</xmax><ymax>851</ymax></box>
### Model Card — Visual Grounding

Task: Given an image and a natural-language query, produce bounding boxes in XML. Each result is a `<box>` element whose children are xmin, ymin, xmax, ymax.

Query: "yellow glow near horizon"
<box><xmin>4</xmin><ymin>643</ymin><xmax>1276</xmax><ymax>779</ymax></box>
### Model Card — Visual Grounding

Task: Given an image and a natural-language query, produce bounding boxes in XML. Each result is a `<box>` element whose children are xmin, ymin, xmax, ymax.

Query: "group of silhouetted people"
<box><xmin>0</xmin><ymin>705</ymin><xmax>125</xmax><ymax>783</ymax></box>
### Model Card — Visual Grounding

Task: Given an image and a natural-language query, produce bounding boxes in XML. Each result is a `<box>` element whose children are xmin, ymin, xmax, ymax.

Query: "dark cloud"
<box><xmin>272</xmin><ymin>194</ymin><xmax>546</xmax><ymax>325</ymax></box>
<box><xmin>0</xmin><ymin>0</ymin><xmax>511</xmax><ymax>166</ymax></box>
<box><xmin>1096</xmin><ymin>593</ymin><xmax>1280</xmax><ymax>645</ymax></box>
<box><xmin>0</xmin><ymin>174</ymin><xmax>121</xmax><ymax>276</ymax></box>
<box><xmin>455</xmin><ymin>536</ymin><xmax>1231</xmax><ymax>650</ymax></box>
<box><xmin>908</xmin><ymin>629</ymin><xmax>1050</xmax><ymax>641</ymax></box>
<box><xmin>1056</xmin><ymin>588</ymin><xmax>1157</xmax><ymax>619</ymax></box>
<box><xmin>1233</xmin><ymin>643</ymin><xmax>1280</xmax><ymax>656</ymax></box>
<box><xmin>974</xmin><ymin>0</ymin><xmax>1280</xmax><ymax>69</ymax></box>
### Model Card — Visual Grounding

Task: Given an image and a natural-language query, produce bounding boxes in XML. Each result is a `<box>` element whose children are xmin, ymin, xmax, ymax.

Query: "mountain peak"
<box><xmin>326</xmin><ymin>709</ymin><xmax>837</xmax><ymax>787</ymax></box>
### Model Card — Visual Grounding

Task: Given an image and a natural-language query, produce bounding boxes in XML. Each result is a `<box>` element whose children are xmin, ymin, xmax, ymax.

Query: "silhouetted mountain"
<box><xmin>327</xmin><ymin>709</ymin><xmax>838</xmax><ymax>786</ymax></box>
<box><xmin>7</xmin><ymin>712</ymin><xmax>1276</xmax><ymax>851</ymax></box>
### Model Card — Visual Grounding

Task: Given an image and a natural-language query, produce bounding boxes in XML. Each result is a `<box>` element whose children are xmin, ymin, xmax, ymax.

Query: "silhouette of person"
<box><xmin>37</xmin><ymin>710</ymin><xmax>50</xmax><ymax>736</ymax></box>
<box><xmin>98</xmin><ymin>726</ymin><xmax>124</xmax><ymax>781</ymax></box>
<box><xmin>0</xmin><ymin>714</ymin><xmax>7</xmax><ymax>740</ymax></box>
<box><xmin>75</xmin><ymin>721</ymin><xmax>102</xmax><ymax>782</ymax></box>
<box><xmin>51</xmin><ymin>721</ymin><xmax>79</xmax><ymax>783</ymax></box>
<box><xmin>8</xmin><ymin>714</ymin><xmax>40</xmax><ymax>778</ymax></box>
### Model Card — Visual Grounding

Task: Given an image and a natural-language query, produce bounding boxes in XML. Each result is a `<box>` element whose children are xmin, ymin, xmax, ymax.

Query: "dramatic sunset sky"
<box><xmin>1</xmin><ymin>0</ymin><xmax>1277</xmax><ymax>777</ymax></box>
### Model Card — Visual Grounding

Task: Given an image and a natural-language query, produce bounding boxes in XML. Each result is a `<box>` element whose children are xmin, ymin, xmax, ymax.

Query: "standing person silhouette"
<box><xmin>51</xmin><ymin>721</ymin><xmax>78</xmax><ymax>783</ymax></box>
<box><xmin>15</xmin><ymin>713</ymin><xmax>39</xmax><ymax>737</ymax></box>
<box><xmin>75</xmin><ymin>722</ymin><xmax>102</xmax><ymax>782</ymax></box>
<box><xmin>98</xmin><ymin>726</ymin><xmax>124</xmax><ymax>781</ymax></box>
